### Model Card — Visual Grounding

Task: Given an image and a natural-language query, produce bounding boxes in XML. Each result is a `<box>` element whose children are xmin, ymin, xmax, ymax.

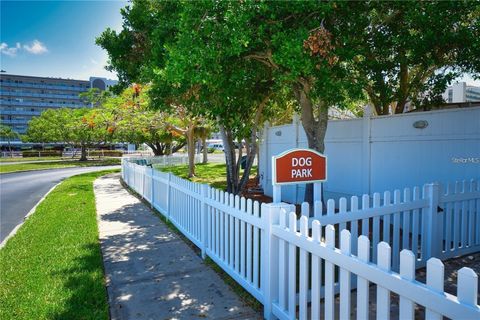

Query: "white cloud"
<box><xmin>90</xmin><ymin>58</ymin><xmax>98</xmax><ymax>65</ymax></box>
<box><xmin>0</xmin><ymin>42</ymin><xmax>19</xmax><ymax>57</ymax></box>
<box><xmin>23</xmin><ymin>40</ymin><xmax>48</xmax><ymax>55</ymax></box>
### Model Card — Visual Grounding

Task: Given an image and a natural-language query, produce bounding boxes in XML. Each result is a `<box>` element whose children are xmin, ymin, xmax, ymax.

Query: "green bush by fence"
<box><xmin>22</xmin><ymin>150</ymin><xmax>62</xmax><ymax>157</ymax></box>
<box><xmin>89</xmin><ymin>150</ymin><xmax>123</xmax><ymax>157</ymax></box>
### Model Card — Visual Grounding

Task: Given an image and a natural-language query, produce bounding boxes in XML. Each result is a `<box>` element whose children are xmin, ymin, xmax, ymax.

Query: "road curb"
<box><xmin>0</xmin><ymin>164</ymin><xmax>121</xmax><ymax>175</ymax></box>
<box><xmin>0</xmin><ymin>181</ymin><xmax>62</xmax><ymax>249</ymax></box>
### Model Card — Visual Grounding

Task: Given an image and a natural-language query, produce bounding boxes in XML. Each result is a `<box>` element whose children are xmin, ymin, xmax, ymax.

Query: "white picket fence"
<box><xmin>126</xmin><ymin>154</ymin><xmax>202</xmax><ymax>167</ymax></box>
<box><xmin>122</xmin><ymin>159</ymin><xmax>480</xmax><ymax>319</ymax></box>
<box><xmin>302</xmin><ymin>181</ymin><xmax>480</xmax><ymax>271</ymax></box>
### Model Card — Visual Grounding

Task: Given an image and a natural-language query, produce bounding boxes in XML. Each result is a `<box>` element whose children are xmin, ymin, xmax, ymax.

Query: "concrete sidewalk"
<box><xmin>94</xmin><ymin>173</ymin><xmax>260</xmax><ymax>320</ymax></box>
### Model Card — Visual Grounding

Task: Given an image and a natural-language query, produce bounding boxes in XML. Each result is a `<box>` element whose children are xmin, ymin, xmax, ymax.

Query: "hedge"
<box><xmin>22</xmin><ymin>150</ymin><xmax>62</xmax><ymax>157</ymax></box>
<box><xmin>89</xmin><ymin>150</ymin><xmax>123</xmax><ymax>157</ymax></box>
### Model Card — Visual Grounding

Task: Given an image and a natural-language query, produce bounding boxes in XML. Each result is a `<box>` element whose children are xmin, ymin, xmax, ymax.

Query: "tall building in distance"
<box><xmin>0</xmin><ymin>73</ymin><xmax>117</xmax><ymax>145</ymax></box>
<box><xmin>442</xmin><ymin>82</ymin><xmax>480</xmax><ymax>103</ymax></box>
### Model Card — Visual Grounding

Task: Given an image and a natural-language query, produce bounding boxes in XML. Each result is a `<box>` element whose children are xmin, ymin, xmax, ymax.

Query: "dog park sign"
<box><xmin>272</xmin><ymin>148</ymin><xmax>327</xmax><ymax>203</ymax></box>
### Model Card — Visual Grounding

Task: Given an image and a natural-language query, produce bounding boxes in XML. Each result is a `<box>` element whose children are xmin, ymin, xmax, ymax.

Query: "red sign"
<box><xmin>272</xmin><ymin>149</ymin><xmax>327</xmax><ymax>185</ymax></box>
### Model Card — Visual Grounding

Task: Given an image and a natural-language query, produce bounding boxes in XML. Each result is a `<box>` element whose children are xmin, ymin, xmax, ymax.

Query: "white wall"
<box><xmin>259</xmin><ymin>107</ymin><xmax>480</xmax><ymax>203</ymax></box>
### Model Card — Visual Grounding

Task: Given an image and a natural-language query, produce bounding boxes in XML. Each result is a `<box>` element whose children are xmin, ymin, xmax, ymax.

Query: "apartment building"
<box><xmin>0</xmin><ymin>73</ymin><xmax>116</xmax><ymax>145</ymax></box>
<box><xmin>442</xmin><ymin>82</ymin><xmax>480</xmax><ymax>103</ymax></box>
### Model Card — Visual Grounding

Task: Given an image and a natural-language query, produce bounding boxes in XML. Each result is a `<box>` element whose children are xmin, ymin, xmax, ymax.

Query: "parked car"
<box><xmin>207</xmin><ymin>143</ymin><xmax>224</xmax><ymax>152</ymax></box>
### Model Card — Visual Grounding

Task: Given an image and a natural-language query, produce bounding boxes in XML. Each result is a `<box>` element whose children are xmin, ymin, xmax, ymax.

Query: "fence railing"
<box><xmin>122</xmin><ymin>159</ymin><xmax>480</xmax><ymax>320</ymax></box>
<box><xmin>126</xmin><ymin>154</ymin><xmax>202</xmax><ymax>167</ymax></box>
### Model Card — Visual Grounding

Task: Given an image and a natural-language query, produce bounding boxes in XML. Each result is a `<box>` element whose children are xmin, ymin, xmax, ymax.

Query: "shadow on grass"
<box><xmin>49</xmin><ymin>243</ymin><xmax>109</xmax><ymax>320</ymax></box>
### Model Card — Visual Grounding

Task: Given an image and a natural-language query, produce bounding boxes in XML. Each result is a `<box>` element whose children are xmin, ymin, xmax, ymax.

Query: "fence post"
<box><xmin>200</xmin><ymin>184</ymin><xmax>209</xmax><ymax>259</ymax></box>
<box><xmin>425</xmin><ymin>183</ymin><xmax>441</xmax><ymax>260</ymax></box>
<box><xmin>142</xmin><ymin>167</ymin><xmax>146</xmax><ymax>199</ymax></box>
<box><xmin>150</xmin><ymin>167</ymin><xmax>154</xmax><ymax>209</ymax></box>
<box><xmin>133</xmin><ymin>164</ymin><xmax>136</xmax><ymax>190</ymax></box>
<box><xmin>262</xmin><ymin>202</ymin><xmax>294</xmax><ymax>320</ymax></box>
<box><xmin>166</xmin><ymin>172</ymin><xmax>172</xmax><ymax>222</ymax></box>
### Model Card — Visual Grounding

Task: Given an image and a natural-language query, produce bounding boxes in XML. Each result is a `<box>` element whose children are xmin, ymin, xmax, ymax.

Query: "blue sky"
<box><xmin>1</xmin><ymin>0</ymin><xmax>127</xmax><ymax>80</ymax></box>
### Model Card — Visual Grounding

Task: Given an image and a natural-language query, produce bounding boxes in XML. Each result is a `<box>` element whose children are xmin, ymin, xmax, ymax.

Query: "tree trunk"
<box><xmin>147</xmin><ymin>142</ymin><xmax>165</xmax><ymax>156</ymax></box>
<box><xmin>8</xmin><ymin>140</ymin><xmax>12</xmax><ymax>157</ymax></box>
<box><xmin>395</xmin><ymin>60</ymin><xmax>409</xmax><ymax>114</ymax></box>
<box><xmin>171</xmin><ymin>141</ymin><xmax>185</xmax><ymax>154</ymax></box>
<box><xmin>186</xmin><ymin>124</ymin><xmax>196</xmax><ymax>178</ymax></box>
<box><xmin>79</xmin><ymin>145</ymin><xmax>88</xmax><ymax>161</ymax></box>
<box><xmin>294</xmin><ymin>81</ymin><xmax>328</xmax><ymax>204</ymax></box>
<box><xmin>202</xmin><ymin>137</ymin><xmax>208</xmax><ymax>164</ymax></box>
<box><xmin>219</xmin><ymin>119</ymin><xmax>239</xmax><ymax>194</ymax></box>
<box><xmin>237</xmin><ymin>137</ymin><xmax>257</xmax><ymax>195</ymax></box>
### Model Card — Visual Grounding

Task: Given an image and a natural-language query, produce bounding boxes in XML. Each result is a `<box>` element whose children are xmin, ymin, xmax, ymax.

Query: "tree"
<box><xmin>25</xmin><ymin>109</ymin><xmax>72</xmax><ymax>149</ymax></box>
<box><xmin>106</xmin><ymin>85</ymin><xmax>186</xmax><ymax>156</ymax></box>
<box><xmin>97</xmin><ymin>1</ymin><xmax>356</xmax><ymax>194</ymax></box>
<box><xmin>309</xmin><ymin>1</ymin><xmax>480</xmax><ymax>115</ymax></box>
<box><xmin>158</xmin><ymin>1</ymin><xmax>286</xmax><ymax>193</ymax></box>
<box><xmin>168</xmin><ymin>1</ymin><xmax>363</xmax><ymax>198</ymax></box>
<box><xmin>0</xmin><ymin>125</ymin><xmax>19</xmax><ymax>156</ymax></box>
<box><xmin>25</xmin><ymin>108</ymin><xmax>107</xmax><ymax>161</ymax></box>
<box><xmin>97</xmin><ymin>1</ymin><xmax>202</xmax><ymax>178</ymax></box>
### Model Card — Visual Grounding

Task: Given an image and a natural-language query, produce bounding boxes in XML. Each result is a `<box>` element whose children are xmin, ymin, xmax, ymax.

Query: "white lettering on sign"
<box><xmin>291</xmin><ymin>168</ymin><xmax>313</xmax><ymax>178</ymax></box>
<box><xmin>291</xmin><ymin>157</ymin><xmax>312</xmax><ymax>167</ymax></box>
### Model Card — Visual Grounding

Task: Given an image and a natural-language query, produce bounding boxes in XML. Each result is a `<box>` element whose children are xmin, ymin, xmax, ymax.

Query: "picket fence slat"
<box><xmin>392</xmin><ymin>190</ymin><xmax>401</xmax><ymax>270</ymax></box>
<box><xmin>476</xmin><ymin>181</ymin><xmax>480</xmax><ymax>245</ymax></box>
<box><xmin>288</xmin><ymin>212</ymin><xmax>297</xmax><ymax>319</ymax></box>
<box><xmin>253</xmin><ymin>201</ymin><xmax>260</xmax><ymax>289</ymax></box>
<box><xmin>377</xmin><ymin>242</ymin><xmax>391</xmax><ymax>320</ymax></box>
<box><xmin>235</xmin><ymin>213</ymin><xmax>240</xmax><ymax>273</ymax></box>
<box><xmin>357</xmin><ymin>236</ymin><xmax>370</xmax><ymax>320</ymax></box>
<box><xmin>339</xmin><ymin>197</ymin><xmax>347</xmax><ymax>232</ymax></box>
<box><xmin>325</xmin><ymin>225</ymin><xmax>335</xmax><ymax>320</ymax></box>
<box><xmin>311</xmin><ymin>220</ymin><xmax>322</xmax><ymax>320</ymax></box>
<box><xmin>372</xmin><ymin>193</ymin><xmax>381</xmax><ymax>262</ymax></box>
<box><xmin>278</xmin><ymin>212</ymin><xmax>288</xmax><ymax>312</ymax></box>
<box><xmin>298</xmin><ymin>217</ymin><xmax>309</xmax><ymax>320</ymax></box>
<box><xmin>453</xmin><ymin>181</ymin><xmax>462</xmax><ymax>251</ymax></box>
<box><xmin>426</xmin><ymin>258</ymin><xmax>444</xmax><ymax>320</ymax></box>
<box><xmin>399</xmin><ymin>250</ymin><xmax>415</xmax><ymax>320</ymax></box>
<box><xmin>403</xmin><ymin>188</ymin><xmax>411</xmax><ymax>251</ymax></box>
<box><xmin>246</xmin><ymin>199</ymin><xmax>253</xmax><ymax>282</ymax></box>
<box><xmin>411</xmin><ymin>187</ymin><xmax>420</xmax><ymax>258</ymax></box>
<box><xmin>301</xmin><ymin>202</ymin><xmax>309</xmax><ymax>218</ymax></box>
<box><xmin>351</xmin><ymin>196</ymin><xmax>359</xmax><ymax>255</ymax></box>
<box><xmin>340</xmin><ymin>230</ymin><xmax>352</xmax><ymax>320</ymax></box>
<box><xmin>468</xmin><ymin>180</ymin><xmax>476</xmax><ymax>247</ymax></box>
<box><xmin>461</xmin><ymin>181</ymin><xmax>468</xmax><ymax>249</ymax></box>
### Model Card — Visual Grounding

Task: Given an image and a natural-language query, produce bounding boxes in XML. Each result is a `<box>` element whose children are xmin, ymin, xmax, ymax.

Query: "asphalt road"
<box><xmin>0</xmin><ymin>165</ymin><xmax>119</xmax><ymax>243</ymax></box>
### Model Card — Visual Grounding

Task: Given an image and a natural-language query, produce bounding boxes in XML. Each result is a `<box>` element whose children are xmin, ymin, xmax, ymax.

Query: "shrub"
<box><xmin>22</xmin><ymin>150</ymin><xmax>62</xmax><ymax>157</ymax></box>
<box><xmin>89</xmin><ymin>150</ymin><xmax>123</xmax><ymax>157</ymax></box>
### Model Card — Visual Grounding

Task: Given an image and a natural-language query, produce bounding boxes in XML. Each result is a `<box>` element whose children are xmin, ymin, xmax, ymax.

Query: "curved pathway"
<box><xmin>95</xmin><ymin>174</ymin><xmax>260</xmax><ymax>319</ymax></box>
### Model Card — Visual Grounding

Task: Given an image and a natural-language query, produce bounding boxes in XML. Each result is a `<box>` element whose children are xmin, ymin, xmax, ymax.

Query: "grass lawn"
<box><xmin>0</xmin><ymin>158</ymin><xmax>121</xmax><ymax>174</ymax></box>
<box><xmin>0</xmin><ymin>169</ymin><xmax>118</xmax><ymax>320</ymax></box>
<box><xmin>0</xmin><ymin>156</ymin><xmax>63</xmax><ymax>163</ymax></box>
<box><xmin>155</xmin><ymin>162</ymin><xmax>257</xmax><ymax>190</ymax></box>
